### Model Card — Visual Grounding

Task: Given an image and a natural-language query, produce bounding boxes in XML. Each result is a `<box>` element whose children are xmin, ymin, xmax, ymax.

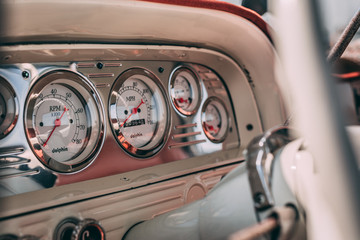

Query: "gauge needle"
<box><xmin>205</xmin><ymin>123</ymin><xmax>219</xmax><ymax>134</ymax></box>
<box><xmin>120</xmin><ymin>99</ymin><xmax>144</xmax><ymax>128</ymax></box>
<box><xmin>43</xmin><ymin>106</ymin><xmax>68</xmax><ymax>147</ymax></box>
<box><xmin>176</xmin><ymin>97</ymin><xmax>188</xmax><ymax>104</ymax></box>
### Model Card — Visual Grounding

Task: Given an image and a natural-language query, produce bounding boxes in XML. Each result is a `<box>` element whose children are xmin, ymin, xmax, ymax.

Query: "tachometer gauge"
<box><xmin>169</xmin><ymin>66</ymin><xmax>201</xmax><ymax>116</ymax></box>
<box><xmin>25</xmin><ymin>70</ymin><xmax>105</xmax><ymax>173</ymax></box>
<box><xmin>0</xmin><ymin>77</ymin><xmax>18</xmax><ymax>139</ymax></box>
<box><xmin>201</xmin><ymin>97</ymin><xmax>228</xmax><ymax>143</ymax></box>
<box><xmin>109</xmin><ymin>68</ymin><xmax>169</xmax><ymax>158</ymax></box>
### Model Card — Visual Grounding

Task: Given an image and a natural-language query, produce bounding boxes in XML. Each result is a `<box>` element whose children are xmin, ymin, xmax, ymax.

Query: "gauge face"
<box><xmin>0</xmin><ymin>77</ymin><xmax>18</xmax><ymax>139</ymax></box>
<box><xmin>170</xmin><ymin>67</ymin><xmax>200</xmax><ymax>116</ymax></box>
<box><xmin>32</xmin><ymin>84</ymin><xmax>88</xmax><ymax>161</ymax></box>
<box><xmin>109</xmin><ymin>68</ymin><xmax>169</xmax><ymax>158</ymax></box>
<box><xmin>202</xmin><ymin>97</ymin><xmax>228</xmax><ymax>143</ymax></box>
<box><xmin>25</xmin><ymin>70</ymin><xmax>104</xmax><ymax>173</ymax></box>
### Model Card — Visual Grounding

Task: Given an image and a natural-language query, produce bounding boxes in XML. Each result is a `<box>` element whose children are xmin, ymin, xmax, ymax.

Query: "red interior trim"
<box><xmin>333</xmin><ymin>72</ymin><xmax>360</xmax><ymax>80</ymax></box>
<box><xmin>139</xmin><ymin>0</ymin><xmax>272</xmax><ymax>43</ymax></box>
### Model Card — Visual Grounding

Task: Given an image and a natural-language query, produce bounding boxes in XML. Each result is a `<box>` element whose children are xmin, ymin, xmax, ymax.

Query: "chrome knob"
<box><xmin>72</xmin><ymin>219</ymin><xmax>105</xmax><ymax>240</ymax></box>
<box><xmin>54</xmin><ymin>217</ymin><xmax>79</xmax><ymax>240</ymax></box>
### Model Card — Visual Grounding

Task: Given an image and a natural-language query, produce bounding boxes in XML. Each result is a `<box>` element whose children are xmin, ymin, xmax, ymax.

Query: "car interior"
<box><xmin>0</xmin><ymin>0</ymin><xmax>359</xmax><ymax>239</ymax></box>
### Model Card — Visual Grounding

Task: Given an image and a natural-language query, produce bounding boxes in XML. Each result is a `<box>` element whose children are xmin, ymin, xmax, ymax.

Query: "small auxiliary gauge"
<box><xmin>169</xmin><ymin>66</ymin><xmax>201</xmax><ymax>116</ymax></box>
<box><xmin>0</xmin><ymin>77</ymin><xmax>18</xmax><ymax>139</ymax></box>
<box><xmin>202</xmin><ymin>97</ymin><xmax>229</xmax><ymax>143</ymax></box>
<box><xmin>109</xmin><ymin>68</ymin><xmax>169</xmax><ymax>158</ymax></box>
<box><xmin>24</xmin><ymin>70</ymin><xmax>105</xmax><ymax>173</ymax></box>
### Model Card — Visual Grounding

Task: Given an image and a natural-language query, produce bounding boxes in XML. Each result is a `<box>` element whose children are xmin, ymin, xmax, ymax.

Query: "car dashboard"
<box><xmin>0</xmin><ymin>1</ymin><xmax>287</xmax><ymax>239</ymax></box>
<box><xmin>0</xmin><ymin>45</ymin><xmax>244</xmax><ymax>189</ymax></box>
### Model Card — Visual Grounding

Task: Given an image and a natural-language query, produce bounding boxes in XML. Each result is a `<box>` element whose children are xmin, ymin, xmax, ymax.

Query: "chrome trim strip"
<box><xmin>0</xmin><ymin>159</ymin><xmax>31</xmax><ymax>168</ymax></box>
<box><xmin>0</xmin><ymin>169</ymin><xmax>40</xmax><ymax>179</ymax></box>
<box><xmin>104</xmin><ymin>63</ymin><xmax>122</xmax><ymax>67</ymax></box>
<box><xmin>0</xmin><ymin>147</ymin><xmax>25</xmax><ymax>157</ymax></box>
<box><xmin>174</xmin><ymin>123</ymin><xmax>197</xmax><ymax>129</ymax></box>
<box><xmin>77</xmin><ymin>63</ymin><xmax>96</xmax><ymax>68</ymax></box>
<box><xmin>168</xmin><ymin>139</ymin><xmax>206</xmax><ymax>149</ymax></box>
<box><xmin>88</xmin><ymin>73</ymin><xmax>115</xmax><ymax>78</ymax></box>
<box><xmin>172</xmin><ymin>131</ymin><xmax>201</xmax><ymax>139</ymax></box>
<box><xmin>95</xmin><ymin>83</ymin><xmax>111</xmax><ymax>88</ymax></box>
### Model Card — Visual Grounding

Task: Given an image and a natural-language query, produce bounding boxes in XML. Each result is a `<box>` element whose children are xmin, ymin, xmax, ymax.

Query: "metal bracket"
<box><xmin>245</xmin><ymin>127</ymin><xmax>295</xmax><ymax>210</ymax></box>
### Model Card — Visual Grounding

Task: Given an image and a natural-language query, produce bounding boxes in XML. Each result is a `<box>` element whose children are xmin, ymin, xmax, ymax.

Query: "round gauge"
<box><xmin>0</xmin><ymin>77</ymin><xmax>18</xmax><ymax>139</ymax></box>
<box><xmin>109</xmin><ymin>68</ymin><xmax>169</xmax><ymax>158</ymax></box>
<box><xmin>169</xmin><ymin>66</ymin><xmax>201</xmax><ymax>116</ymax></box>
<box><xmin>24</xmin><ymin>70</ymin><xmax>105</xmax><ymax>173</ymax></box>
<box><xmin>201</xmin><ymin>97</ymin><xmax>229</xmax><ymax>143</ymax></box>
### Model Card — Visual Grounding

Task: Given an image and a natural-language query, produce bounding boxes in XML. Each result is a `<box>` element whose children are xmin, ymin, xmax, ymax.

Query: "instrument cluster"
<box><xmin>0</xmin><ymin>58</ymin><xmax>240</xmax><ymax>196</ymax></box>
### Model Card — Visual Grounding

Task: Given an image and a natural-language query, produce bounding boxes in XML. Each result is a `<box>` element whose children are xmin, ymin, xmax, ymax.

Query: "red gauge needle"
<box><xmin>120</xmin><ymin>99</ymin><xmax>144</xmax><ymax>128</ymax></box>
<box><xmin>176</xmin><ymin>97</ymin><xmax>188</xmax><ymax>104</ymax></box>
<box><xmin>43</xmin><ymin>106</ymin><xmax>68</xmax><ymax>147</ymax></box>
<box><xmin>205</xmin><ymin>123</ymin><xmax>219</xmax><ymax>134</ymax></box>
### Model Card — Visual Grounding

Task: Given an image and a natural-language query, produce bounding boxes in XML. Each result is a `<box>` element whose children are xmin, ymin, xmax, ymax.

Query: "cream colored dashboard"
<box><xmin>0</xmin><ymin>45</ymin><xmax>249</xmax><ymax>193</ymax></box>
<box><xmin>0</xmin><ymin>0</ymin><xmax>287</xmax><ymax>239</ymax></box>
<box><xmin>0</xmin><ymin>45</ymin><xmax>265</xmax><ymax>238</ymax></box>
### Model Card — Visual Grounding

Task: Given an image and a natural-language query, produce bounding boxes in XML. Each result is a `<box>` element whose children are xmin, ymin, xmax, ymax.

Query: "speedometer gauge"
<box><xmin>169</xmin><ymin>66</ymin><xmax>201</xmax><ymax>116</ymax></box>
<box><xmin>109</xmin><ymin>68</ymin><xmax>169</xmax><ymax>158</ymax></box>
<box><xmin>25</xmin><ymin>70</ymin><xmax>105</xmax><ymax>173</ymax></box>
<box><xmin>202</xmin><ymin>97</ymin><xmax>228</xmax><ymax>143</ymax></box>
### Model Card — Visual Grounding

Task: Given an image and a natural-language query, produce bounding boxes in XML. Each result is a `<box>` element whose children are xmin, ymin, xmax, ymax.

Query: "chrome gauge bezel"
<box><xmin>109</xmin><ymin>68</ymin><xmax>170</xmax><ymax>158</ymax></box>
<box><xmin>169</xmin><ymin>65</ymin><xmax>201</xmax><ymax>116</ymax></box>
<box><xmin>0</xmin><ymin>76</ymin><xmax>18</xmax><ymax>139</ymax></box>
<box><xmin>24</xmin><ymin>70</ymin><xmax>105</xmax><ymax>173</ymax></box>
<box><xmin>201</xmin><ymin>97</ymin><xmax>229</xmax><ymax>143</ymax></box>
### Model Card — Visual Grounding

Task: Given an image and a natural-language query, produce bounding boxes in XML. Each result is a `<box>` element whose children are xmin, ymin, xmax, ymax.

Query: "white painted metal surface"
<box><xmin>274</xmin><ymin>0</ymin><xmax>360</xmax><ymax>239</ymax></box>
<box><xmin>0</xmin><ymin>164</ymin><xmax>237</xmax><ymax>239</ymax></box>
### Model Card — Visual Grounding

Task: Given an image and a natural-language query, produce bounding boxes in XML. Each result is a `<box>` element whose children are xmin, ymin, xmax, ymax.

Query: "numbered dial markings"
<box><xmin>25</xmin><ymin>71</ymin><xmax>104</xmax><ymax>173</ymax></box>
<box><xmin>110</xmin><ymin>68</ymin><xmax>169</xmax><ymax>158</ymax></box>
<box><xmin>170</xmin><ymin>67</ymin><xmax>201</xmax><ymax>116</ymax></box>
<box><xmin>202</xmin><ymin>98</ymin><xmax>229</xmax><ymax>143</ymax></box>
<box><xmin>32</xmin><ymin>84</ymin><xmax>88</xmax><ymax>161</ymax></box>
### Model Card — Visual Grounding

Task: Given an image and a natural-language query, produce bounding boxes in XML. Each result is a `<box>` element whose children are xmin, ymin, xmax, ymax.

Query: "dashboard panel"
<box><xmin>0</xmin><ymin>50</ymin><xmax>241</xmax><ymax>195</ymax></box>
<box><xmin>0</xmin><ymin>45</ymin><xmax>263</xmax><ymax>238</ymax></box>
<box><xmin>0</xmin><ymin>45</ymin><xmax>264</xmax><ymax>219</ymax></box>
<box><xmin>0</xmin><ymin>0</ymin><xmax>288</xmax><ymax>238</ymax></box>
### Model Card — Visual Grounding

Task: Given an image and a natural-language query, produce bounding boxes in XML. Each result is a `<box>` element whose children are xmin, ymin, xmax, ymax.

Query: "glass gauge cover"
<box><xmin>109</xmin><ymin>68</ymin><xmax>169</xmax><ymax>158</ymax></box>
<box><xmin>0</xmin><ymin>77</ymin><xmax>18</xmax><ymax>139</ymax></box>
<box><xmin>24</xmin><ymin>70</ymin><xmax>105</xmax><ymax>173</ymax></box>
<box><xmin>202</xmin><ymin>97</ymin><xmax>229</xmax><ymax>143</ymax></box>
<box><xmin>169</xmin><ymin>66</ymin><xmax>201</xmax><ymax>116</ymax></box>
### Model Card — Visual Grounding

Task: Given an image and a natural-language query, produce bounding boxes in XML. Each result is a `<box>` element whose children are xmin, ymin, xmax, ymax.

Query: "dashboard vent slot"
<box><xmin>172</xmin><ymin>131</ymin><xmax>201</xmax><ymax>140</ymax></box>
<box><xmin>174</xmin><ymin>123</ymin><xmax>197</xmax><ymax>129</ymax></box>
<box><xmin>77</xmin><ymin>63</ymin><xmax>96</xmax><ymax>68</ymax></box>
<box><xmin>170</xmin><ymin>124</ymin><xmax>206</xmax><ymax>149</ymax></box>
<box><xmin>0</xmin><ymin>147</ymin><xmax>24</xmax><ymax>157</ymax></box>
<box><xmin>0</xmin><ymin>157</ymin><xmax>30</xmax><ymax>169</ymax></box>
<box><xmin>0</xmin><ymin>147</ymin><xmax>37</xmax><ymax>179</ymax></box>
<box><xmin>168</xmin><ymin>139</ymin><xmax>206</xmax><ymax>149</ymax></box>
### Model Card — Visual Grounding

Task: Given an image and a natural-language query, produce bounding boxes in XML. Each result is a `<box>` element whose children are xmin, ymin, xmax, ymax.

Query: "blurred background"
<box><xmin>225</xmin><ymin>0</ymin><xmax>360</xmax><ymax>42</ymax></box>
